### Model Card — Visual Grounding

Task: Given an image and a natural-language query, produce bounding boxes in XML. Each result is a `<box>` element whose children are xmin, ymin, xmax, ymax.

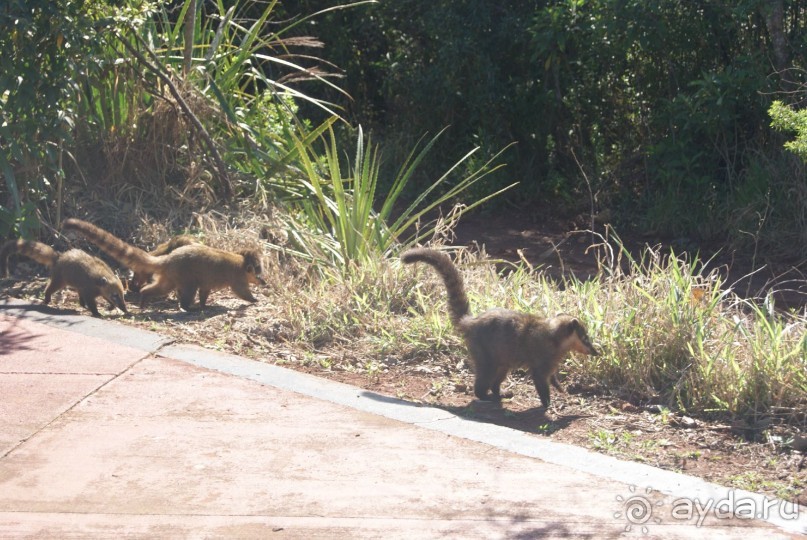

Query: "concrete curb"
<box><xmin>0</xmin><ymin>299</ymin><xmax>172</xmax><ymax>353</ymax></box>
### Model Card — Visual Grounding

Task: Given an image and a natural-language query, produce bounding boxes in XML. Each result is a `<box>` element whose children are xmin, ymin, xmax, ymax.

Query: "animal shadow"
<box><xmin>441</xmin><ymin>399</ymin><xmax>589</xmax><ymax>435</ymax></box>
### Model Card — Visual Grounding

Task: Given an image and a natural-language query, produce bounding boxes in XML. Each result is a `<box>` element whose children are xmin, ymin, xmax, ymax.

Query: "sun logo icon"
<box><xmin>614</xmin><ymin>485</ymin><xmax>664</xmax><ymax>534</ymax></box>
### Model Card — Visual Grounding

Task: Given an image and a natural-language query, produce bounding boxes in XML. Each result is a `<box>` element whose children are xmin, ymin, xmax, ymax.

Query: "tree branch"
<box><xmin>115</xmin><ymin>31</ymin><xmax>233</xmax><ymax>200</ymax></box>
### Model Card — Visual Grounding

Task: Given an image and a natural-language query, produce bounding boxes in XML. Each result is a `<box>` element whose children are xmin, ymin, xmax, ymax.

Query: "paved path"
<box><xmin>0</xmin><ymin>299</ymin><xmax>804</xmax><ymax>539</ymax></box>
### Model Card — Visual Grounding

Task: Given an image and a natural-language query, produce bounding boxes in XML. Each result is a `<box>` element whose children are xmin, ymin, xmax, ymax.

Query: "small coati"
<box><xmin>63</xmin><ymin>218</ymin><xmax>265</xmax><ymax>311</ymax></box>
<box><xmin>402</xmin><ymin>247</ymin><xmax>599</xmax><ymax>408</ymax></box>
<box><xmin>128</xmin><ymin>235</ymin><xmax>201</xmax><ymax>292</ymax></box>
<box><xmin>0</xmin><ymin>239</ymin><xmax>127</xmax><ymax>317</ymax></box>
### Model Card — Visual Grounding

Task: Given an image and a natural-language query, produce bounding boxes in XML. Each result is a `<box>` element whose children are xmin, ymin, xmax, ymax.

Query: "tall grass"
<box><xmin>580</xmin><ymin>233</ymin><xmax>806</xmax><ymax>425</ymax></box>
<box><xmin>269</xmin><ymin>230</ymin><xmax>806</xmax><ymax>428</ymax></box>
<box><xmin>64</xmin><ymin>0</ymin><xmax>358</xmax><ymax>211</ymax></box>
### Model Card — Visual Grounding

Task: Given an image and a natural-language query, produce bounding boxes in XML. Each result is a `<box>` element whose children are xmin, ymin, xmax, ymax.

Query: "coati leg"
<box><xmin>177</xmin><ymin>284</ymin><xmax>199</xmax><ymax>311</ymax></box>
<box><xmin>474</xmin><ymin>376</ymin><xmax>495</xmax><ymax>401</ymax></box>
<box><xmin>43</xmin><ymin>277</ymin><xmax>64</xmax><ymax>305</ymax></box>
<box><xmin>198</xmin><ymin>288</ymin><xmax>210</xmax><ymax>308</ymax></box>
<box><xmin>231</xmin><ymin>281</ymin><xmax>257</xmax><ymax>303</ymax></box>
<box><xmin>469</xmin><ymin>341</ymin><xmax>511</xmax><ymax>401</ymax></box>
<box><xmin>490</xmin><ymin>364</ymin><xmax>510</xmax><ymax>400</ymax></box>
<box><xmin>469</xmin><ymin>342</ymin><xmax>499</xmax><ymax>401</ymax></box>
<box><xmin>550</xmin><ymin>374</ymin><xmax>562</xmax><ymax>391</ymax></box>
<box><xmin>139</xmin><ymin>277</ymin><xmax>176</xmax><ymax>308</ymax></box>
<box><xmin>82</xmin><ymin>295</ymin><xmax>101</xmax><ymax>317</ymax></box>
<box><xmin>44</xmin><ymin>275</ymin><xmax>102</xmax><ymax>315</ymax></box>
<box><xmin>531</xmin><ymin>368</ymin><xmax>552</xmax><ymax>408</ymax></box>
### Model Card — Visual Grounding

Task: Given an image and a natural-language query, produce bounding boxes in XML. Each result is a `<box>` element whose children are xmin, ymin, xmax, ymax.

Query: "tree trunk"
<box><xmin>760</xmin><ymin>0</ymin><xmax>791</xmax><ymax>79</ymax></box>
<box><xmin>183</xmin><ymin>0</ymin><xmax>197</xmax><ymax>77</ymax></box>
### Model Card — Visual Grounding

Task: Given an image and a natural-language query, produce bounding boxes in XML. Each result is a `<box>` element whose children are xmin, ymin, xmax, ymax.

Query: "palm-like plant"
<box><xmin>282</xmin><ymin>125</ymin><xmax>515</xmax><ymax>269</ymax></box>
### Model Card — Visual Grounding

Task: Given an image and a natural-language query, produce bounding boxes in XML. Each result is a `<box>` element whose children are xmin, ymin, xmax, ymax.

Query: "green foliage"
<box><xmin>285</xmin><ymin>0</ymin><xmax>807</xmax><ymax>255</ymax></box>
<box><xmin>0</xmin><ymin>0</ymin><xmax>117</xmax><ymax>236</ymax></box>
<box><xmin>281</xmin><ymin>125</ymin><xmax>514</xmax><ymax>269</ymax></box>
<box><xmin>581</xmin><ymin>234</ymin><xmax>806</xmax><ymax>424</ymax></box>
<box><xmin>5</xmin><ymin>0</ymin><xmax>804</xmax><ymax>261</ymax></box>
<box><xmin>1</xmin><ymin>0</ymin><xmax>371</xmax><ymax>232</ymax></box>
<box><xmin>74</xmin><ymin>0</ymin><xmax>345</xmax><ymax>199</ymax></box>
<box><xmin>770</xmin><ymin>100</ymin><xmax>807</xmax><ymax>161</ymax></box>
<box><xmin>292</xmin><ymin>0</ymin><xmax>549</xmax><ymax>197</ymax></box>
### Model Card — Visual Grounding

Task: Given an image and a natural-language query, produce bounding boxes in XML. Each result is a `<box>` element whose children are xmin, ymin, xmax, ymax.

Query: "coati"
<box><xmin>401</xmin><ymin>247</ymin><xmax>599</xmax><ymax>408</ymax></box>
<box><xmin>0</xmin><ymin>239</ymin><xmax>127</xmax><ymax>317</ymax></box>
<box><xmin>128</xmin><ymin>235</ymin><xmax>201</xmax><ymax>292</ymax></box>
<box><xmin>63</xmin><ymin>218</ymin><xmax>265</xmax><ymax>311</ymax></box>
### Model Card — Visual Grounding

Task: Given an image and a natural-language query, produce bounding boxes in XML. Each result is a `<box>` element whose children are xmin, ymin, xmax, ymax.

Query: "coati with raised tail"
<box><xmin>0</xmin><ymin>239</ymin><xmax>127</xmax><ymax>317</ymax></box>
<box><xmin>401</xmin><ymin>247</ymin><xmax>599</xmax><ymax>408</ymax></box>
<box><xmin>128</xmin><ymin>235</ymin><xmax>201</xmax><ymax>293</ymax></box>
<box><xmin>63</xmin><ymin>218</ymin><xmax>265</xmax><ymax>311</ymax></box>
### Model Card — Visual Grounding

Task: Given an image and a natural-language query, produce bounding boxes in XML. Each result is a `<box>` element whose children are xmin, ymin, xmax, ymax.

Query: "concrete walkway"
<box><xmin>0</xmin><ymin>298</ymin><xmax>804</xmax><ymax>539</ymax></box>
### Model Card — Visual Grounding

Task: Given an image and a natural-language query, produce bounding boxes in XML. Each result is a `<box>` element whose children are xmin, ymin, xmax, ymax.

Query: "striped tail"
<box><xmin>63</xmin><ymin>218</ymin><xmax>160</xmax><ymax>273</ymax></box>
<box><xmin>401</xmin><ymin>248</ymin><xmax>471</xmax><ymax>326</ymax></box>
<box><xmin>0</xmin><ymin>240</ymin><xmax>59</xmax><ymax>276</ymax></box>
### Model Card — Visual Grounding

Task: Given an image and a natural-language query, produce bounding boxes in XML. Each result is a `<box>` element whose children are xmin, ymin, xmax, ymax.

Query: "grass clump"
<box><xmin>273</xmin><ymin>229</ymin><xmax>805</xmax><ymax>429</ymax></box>
<box><xmin>582</xmin><ymin>231</ymin><xmax>806</xmax><ymax>427</ymax></box>
<box><xmin>279</xmin><ymin>126</ymin><xmax>514</xmax><ymax>270</ymax></box>
<box><xmin>271</xmin><ymin>255</ymin><xmax>413</xmax><ymax>346</ymax></box>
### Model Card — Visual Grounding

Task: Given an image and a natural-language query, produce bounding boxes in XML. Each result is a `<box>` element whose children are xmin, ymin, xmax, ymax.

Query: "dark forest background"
<box><xmin>281</xmin><ymin>0</ymin><xmax>807</xmax><ymax>258</ymax></box>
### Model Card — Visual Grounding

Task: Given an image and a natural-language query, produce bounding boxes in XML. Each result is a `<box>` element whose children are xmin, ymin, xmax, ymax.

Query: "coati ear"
<box><xmin>242</xmin><ymin>251</ymin><xmax>262</xmax><ymax>272</ymax></box>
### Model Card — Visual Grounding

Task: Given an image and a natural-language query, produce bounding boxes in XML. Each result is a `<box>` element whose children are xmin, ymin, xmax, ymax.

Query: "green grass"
<box><xmin>728</xmin><ymin>471</ymin><xmax>804</xmax><ymax>502</ymax></box>
<box><xmin>581</xmin><ymin>232</ymin><xmax>807</xmax><ymax>426</ymax></box>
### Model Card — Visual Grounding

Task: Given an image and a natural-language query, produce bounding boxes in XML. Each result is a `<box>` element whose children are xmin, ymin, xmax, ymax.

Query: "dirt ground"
<box><xmin>2</xmin><ymin>213</ymin><xmax>805</xmax><ymax>508</ymax></box>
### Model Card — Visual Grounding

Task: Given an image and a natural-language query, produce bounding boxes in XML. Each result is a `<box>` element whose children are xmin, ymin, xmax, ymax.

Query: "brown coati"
<box><xmin>0</xmin><ymin>239</ymin><xmax>127</xmax><ymax>317</ymax></box>
<box><xmin>128</xmin><ymin>235</ymin><xmax>201</xmax><ymax>293</ymax></box>
<box><xmin>401</xmin><ymin>247</ymin><xmax>599</xmax><ymax>408</ymax></box>
<box><xmin>63</xmin><ymin>218</ymin><xmax>265</xmax><ymax>311</ymax></box>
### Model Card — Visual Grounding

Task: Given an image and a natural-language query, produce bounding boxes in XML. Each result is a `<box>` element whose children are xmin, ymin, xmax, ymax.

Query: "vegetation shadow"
<box><xmin>0</xmin><ymin>310</ymin><xmax>39</xmax><ymax>355</ymax></box>
<box><xmin>359</xmin><ymin>390</ymin><xmax>423</xmax><ymax>408</ymax></box>
<box><xmin>0</xmin><ymin>299</ymin><xmax>125</xmax><ymax>352</ymax></box>
<box><xmin>0</xmin><ymin>299</ymin><xmax>85</xmax><ymax>323</ymax></box>
<box><xmin>1</xmin><ymin>301</ymin><xmax>132</xmax><ymax>331</ymax></box>
<box><xmin>483</xmin><ymin>513</ymin><xmax>577</xmax><ymax>540</ymax></box>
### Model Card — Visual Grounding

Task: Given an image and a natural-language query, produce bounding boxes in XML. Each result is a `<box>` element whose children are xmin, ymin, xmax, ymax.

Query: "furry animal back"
<box><xmin>63</xmin><ymin>218</ymin><xmax>265</xmax><ymax>311</ymax></box>
<box><xmin>402</xmin><ymin>247</ymin><xmax>599</xmax><ymax>408</ymax></box>
<box><xmin>0</xmin><ymin>239</ymin><xmax>127</xmax><ymax>317</ymax></box>
<box><xmin>129</xmin><ymin>235</ymin><xmax>201</xmax><ymax>292</ymax></box>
